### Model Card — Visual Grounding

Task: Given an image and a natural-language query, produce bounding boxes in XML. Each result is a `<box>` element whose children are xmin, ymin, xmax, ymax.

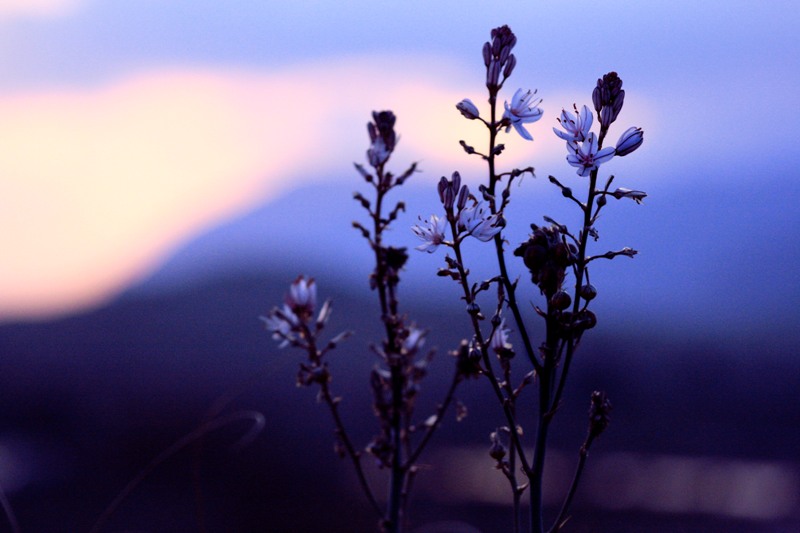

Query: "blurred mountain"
<box><xmin>1</xmin><ymin>262</ymin><xmax>798</xmax><ymax>531</ymax></box>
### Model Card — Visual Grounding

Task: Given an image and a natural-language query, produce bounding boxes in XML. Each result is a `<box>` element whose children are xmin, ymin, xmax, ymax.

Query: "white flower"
<box><xmin>287</xmin><ymin>275</ymin><xmax>317</xmax><ymax>316</ymax></box>
<box><xmin>403</xmin><ymin>326</ymin><xmax>427</xmax><ymax>354</ymax></box>
<box><xmin>566</xmin><ymin>132</ymin><xmax>615</xmax><ymax>177</ymax></box>
<box><xmin>412</xmin><ymin>215</ymin><xmax>447</xmax><ymax>253</ymax></box>
<box><xmin>367</xmin><ymin>137</ymin><xmax>390</xmax><ymax>168</ymax></box>
<box><xmin>457</xmin><ymin>201</ymin><xmax>504</xmax><ymax>242</ymax></box>
<box><xmin>456</xmin><ymin>99</ymin><xmax>480</xmax><ymax>120</ymax></box>
<box><xmin>553</xmin><ymin>104</ymin><xmax>593</xmax><ymax>142</ymax></box>
<box><xmin>490</xmin><ymin>319</ymin><xmax>514</xmax><ymax>356</ymax></box>
<box><xmin>261</xmin><ymin>305</ymin><xmax>300</xmax><ymax>348</ymax></box>
<box><xmin>503</xmin><ymin>88</ymin><xmax>543</xmax><ymax>141</ymax></box>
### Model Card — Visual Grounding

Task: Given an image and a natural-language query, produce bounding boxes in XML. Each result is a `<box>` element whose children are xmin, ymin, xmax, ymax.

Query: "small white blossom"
<box><xmin>503</xmin><ymin>88</ymin><xmax>543</xmax><ymax>141</ymax></box>
<box><xmin>412</xmin><ymin>215</ymin><xmax>447</xmax><ymax>253</ymax></box>
<box><xmin>287</xmin><ymin>276</ymin><xmax>317</xmax><ymax>316</ymax></box>
<box><xmin>403</xmin><ymin>326</ymin><xmax>427</xmax><ymax>354</ymax></box>
<box><xmin>566</xmin><ymin>132</ymin><xmax>615</xmax><ymax>177</ymax></box>
<box><xmin>261</xmin><ymin>305</ymin><xmax>300</xmax><ymax>348</ymax></box>
<box><xmin>367</xmin><ymin>137</ymin><xmax>390</xmax><ymax>168</ymax></box>
<box><xmin>490</xmin><ymin>319</ymin><xmax>514</xmax><ymax>356</ymax></box>
<box><xmin>553</xmin><ymin>104</ymin><xmax>593</xmax><ymax>142</ymax></box>
<box><xmin>458</xmin><ymin>201</ymin><xmax>504</xmax><ymax>242</ymax></box>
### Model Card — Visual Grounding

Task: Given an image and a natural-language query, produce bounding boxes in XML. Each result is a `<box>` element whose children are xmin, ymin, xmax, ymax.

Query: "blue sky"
<box><xmin>1</xmin><ymin>0</ymin><xmax>799</xmax><ymax>323</ymax></box>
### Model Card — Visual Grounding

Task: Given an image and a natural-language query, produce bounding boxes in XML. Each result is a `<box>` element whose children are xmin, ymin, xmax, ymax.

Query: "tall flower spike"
<box><xmin>553</xmin><ymin>104</ymin><xmax>593</xmax><ymax>142</ymax></box>
<box><xmin>566</xmin><ymin>132</ymin><xmax>615</xmax><ymax>177</ymax></box>
<box><xmin>503</xmin><ymin>88</ymin><xmax>543</xmax><ymax>141</ymax></box>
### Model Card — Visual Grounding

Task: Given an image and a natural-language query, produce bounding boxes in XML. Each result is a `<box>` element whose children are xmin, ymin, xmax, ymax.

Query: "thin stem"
<box><xmin>548</xmin><ymin>436</ymin><xmax>595</xmax><ymax>533</ymax></box>
<box><xmin>485</xmin><ymin>96</ymin><xmax>541</xmax><ymax>374</ymax></box>
<box><xmin>406</xmin><ymin>372</ymin><xmax>460</xmax><ymax>467</ymax></box>
<box><xmin>305</xmin><ymin>327</ymin><xmax>383</xmax><ymax>518</ymax></box>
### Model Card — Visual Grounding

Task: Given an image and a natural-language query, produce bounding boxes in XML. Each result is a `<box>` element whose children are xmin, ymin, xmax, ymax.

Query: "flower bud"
<box><xmin>588</xmin><ymin>391</ymin><xmax>612</xmax><ymax>438</ymax></box>
<box><xmin>287</xmin><ymin>275</ymin><xmax>317</xmax><ymax>318</ymax></box>
<box><xmin>489</xmin><ymin>432</ymin><xmax>507</xmax><ymax>461</ymax></box>
<box><xmin>615</xmin><ymin>127</ymin><xmax>643</xmax><ymax>156</ymax></box>
<box><xmin>594</xmin><ymin>72</ymin><xmax>624</xmax><ymax>129</ymax></box>
<box><xmin>456</xmin><ymin>99</ymin><xmax>480</xmax><ymax>120</ymax></box>
<box><xmin>550</xmin><ymin>290</ymin><xmax>572</xmax><ymax>311</ymax></box>
<box><xmin>612</xmin><ymin>187</ymin><xmax>647</xmax><ymax>204</ymax></box>
<box><xmin>579</xmin><ymin>284</ymin><xmax>597</xmax><ymax>301</ymax></box>
<box><xmin>503</xmin><ymin>54</ymin><xmax>516</xmax><ymax>79</ymax></box>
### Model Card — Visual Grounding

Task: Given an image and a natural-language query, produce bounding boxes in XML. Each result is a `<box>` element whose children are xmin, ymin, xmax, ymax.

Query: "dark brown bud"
<box><xmin>550</xmin><ymin>290</ymin><xmax>572</xmax><ymax>311</ymax></box>
<box><xmin>580</xmin><ymin>284</ymin><xmax>597</xmax><ymax>301</ymax></box>
<box><xmin>588</xmin><ymin>391</ymin><xmax>612</xmax><ymax>438</ymax></box>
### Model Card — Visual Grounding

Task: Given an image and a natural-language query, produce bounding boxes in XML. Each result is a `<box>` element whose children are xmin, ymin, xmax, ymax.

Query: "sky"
<box><xmin>1</xmin><ymin>0</ymin><xmax>799</xmax><ymax>322</ymax></box>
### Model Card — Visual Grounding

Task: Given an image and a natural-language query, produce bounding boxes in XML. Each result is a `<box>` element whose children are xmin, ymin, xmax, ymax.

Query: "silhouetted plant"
<box><xmin>264</xmin><ymin>24</ymin><xmax>645</xmax><ymax>533</ymax></box>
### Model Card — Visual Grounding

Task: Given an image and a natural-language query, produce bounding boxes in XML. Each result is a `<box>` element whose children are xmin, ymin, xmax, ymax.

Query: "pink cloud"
<box><xmin>0</xmin><ymin>57</ymin><xmax>653</xmax><ymax>321</ymax></box>
<box><xmin>0</xmin><ymin>0</ymin><xmax>82</xmax><ymax>18</ymax></box>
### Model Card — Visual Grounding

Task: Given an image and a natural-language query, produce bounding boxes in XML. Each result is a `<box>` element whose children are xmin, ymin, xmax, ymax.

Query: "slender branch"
<box><xmin>485</xmin><ymin>96</ymin><xmax>542</xmax><ymax>374</ymax></box>
<box><xmin>406</xmin><ymin>372</ymin><xmax>460</xmax><ymax>466</ymax></box>
<box><xmin>548</xmin><ymin>436</ymin><xmax>596</xmax><ymax>533</ymax></box>
<box><xmin>449</xmin><ymin>224</ymin><xmax>531</xmax><ymax>474</ymax></box>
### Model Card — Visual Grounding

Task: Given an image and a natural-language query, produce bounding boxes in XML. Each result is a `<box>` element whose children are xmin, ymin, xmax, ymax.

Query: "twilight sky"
<box><xmin>1</xmin><ymin>0</ymin><xmax>799</xmax><ymax>322</ymax></box>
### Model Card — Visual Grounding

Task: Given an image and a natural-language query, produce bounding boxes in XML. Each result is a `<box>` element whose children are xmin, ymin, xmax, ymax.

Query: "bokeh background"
<box><xmin>0</xmin><ymin>1</ymin><xmax>798</xmax><ymax>531</ymax></box>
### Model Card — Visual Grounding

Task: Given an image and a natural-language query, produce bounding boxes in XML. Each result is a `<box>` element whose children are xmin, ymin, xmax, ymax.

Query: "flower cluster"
<box><xmin>260</xmin><ymin>276</ymin><xmax>332</xmax><ymax>349</ymax></box>
<box><xmin>483</xmin><ymin>24</ymin><xmax>517</xmax><ymax>91</ymax></box>
<box><xmin>367</xmin><ymin>110</ymin><xmax>397</xmax><ymax>168</ymax></box>
<box><xmin>412</xmin><ymin>172</ymin><xmax>504</xmax><ymax>252</ymax></box>
<box><xmin>513</xmin><ymin>224</ymin><xmax>577</xmax><ymax>298</ymax></box>
<box><xmin>554</xmin><ymin>72</ymin><xmax>644</xmax><ymax>177</ymax></box>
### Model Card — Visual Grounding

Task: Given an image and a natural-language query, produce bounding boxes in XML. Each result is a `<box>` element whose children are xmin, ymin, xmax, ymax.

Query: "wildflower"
<box><xmin>490</xmin><ymin>319</ymin><xmax>514</xmax><ymax>358</ymax></box>
<box><xmin>403</xmin><ymin>326</ymin><xmax>427</xmax><ymax>355</ymax></box>
<box><xmin>503</xmin><ymin>88</ymin><xmax>543</xmax><ymax>141</ymax></box>
<box><xmin>615</xmin><ymin>126</ymin><xmax>644</xmax><ymax>156</ymax></box>
<box><xmin>261</xmin><ymin>305</ymin><xmax>299</xmax><ymax>348</ymax></box>
<box><xmin>484</xmin><ymin>25</ymin><xmax>517</xmax><ymax>90</ymax></box>
<box><xmin>287</xmin><ymin>275</ymin><xmax>317</xmax><ymax>318</ymax></box>
<box><xmin>611</xmin><ymin>187</ymin><xmax>647</xmax><ymax>204</ymax></box>
<box><xmin>456</xmin><ymin>99</ymin><xmax>480</xmax><ymax>120</ymax></box>
<box><xmin>412</xmin><ymin>215</ymin><xmax>447</xmax><ymax>253</ymax></box>
<box><xmin>367</xmin><ymin>110</ymin><xmax>397</xmax><ymax>168</ymax></box>
<box><xmin>457</xmin><ymin>201</ymin><xmax>504</xmax><ymax>242</ymax></box>
<box><xmin>566</xmin><ymin>132</ymin><xmax>615</xmax><ymax>177</ymax></box>
<box><xmin>437</xmin><ymin>172</ymin><xmax>469</xmax><ymax>214</ymax></box>
<box><xmin>553</xmin><ymin>104</ymin><xmax>593</xmax><ymax>142</ymax></box>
